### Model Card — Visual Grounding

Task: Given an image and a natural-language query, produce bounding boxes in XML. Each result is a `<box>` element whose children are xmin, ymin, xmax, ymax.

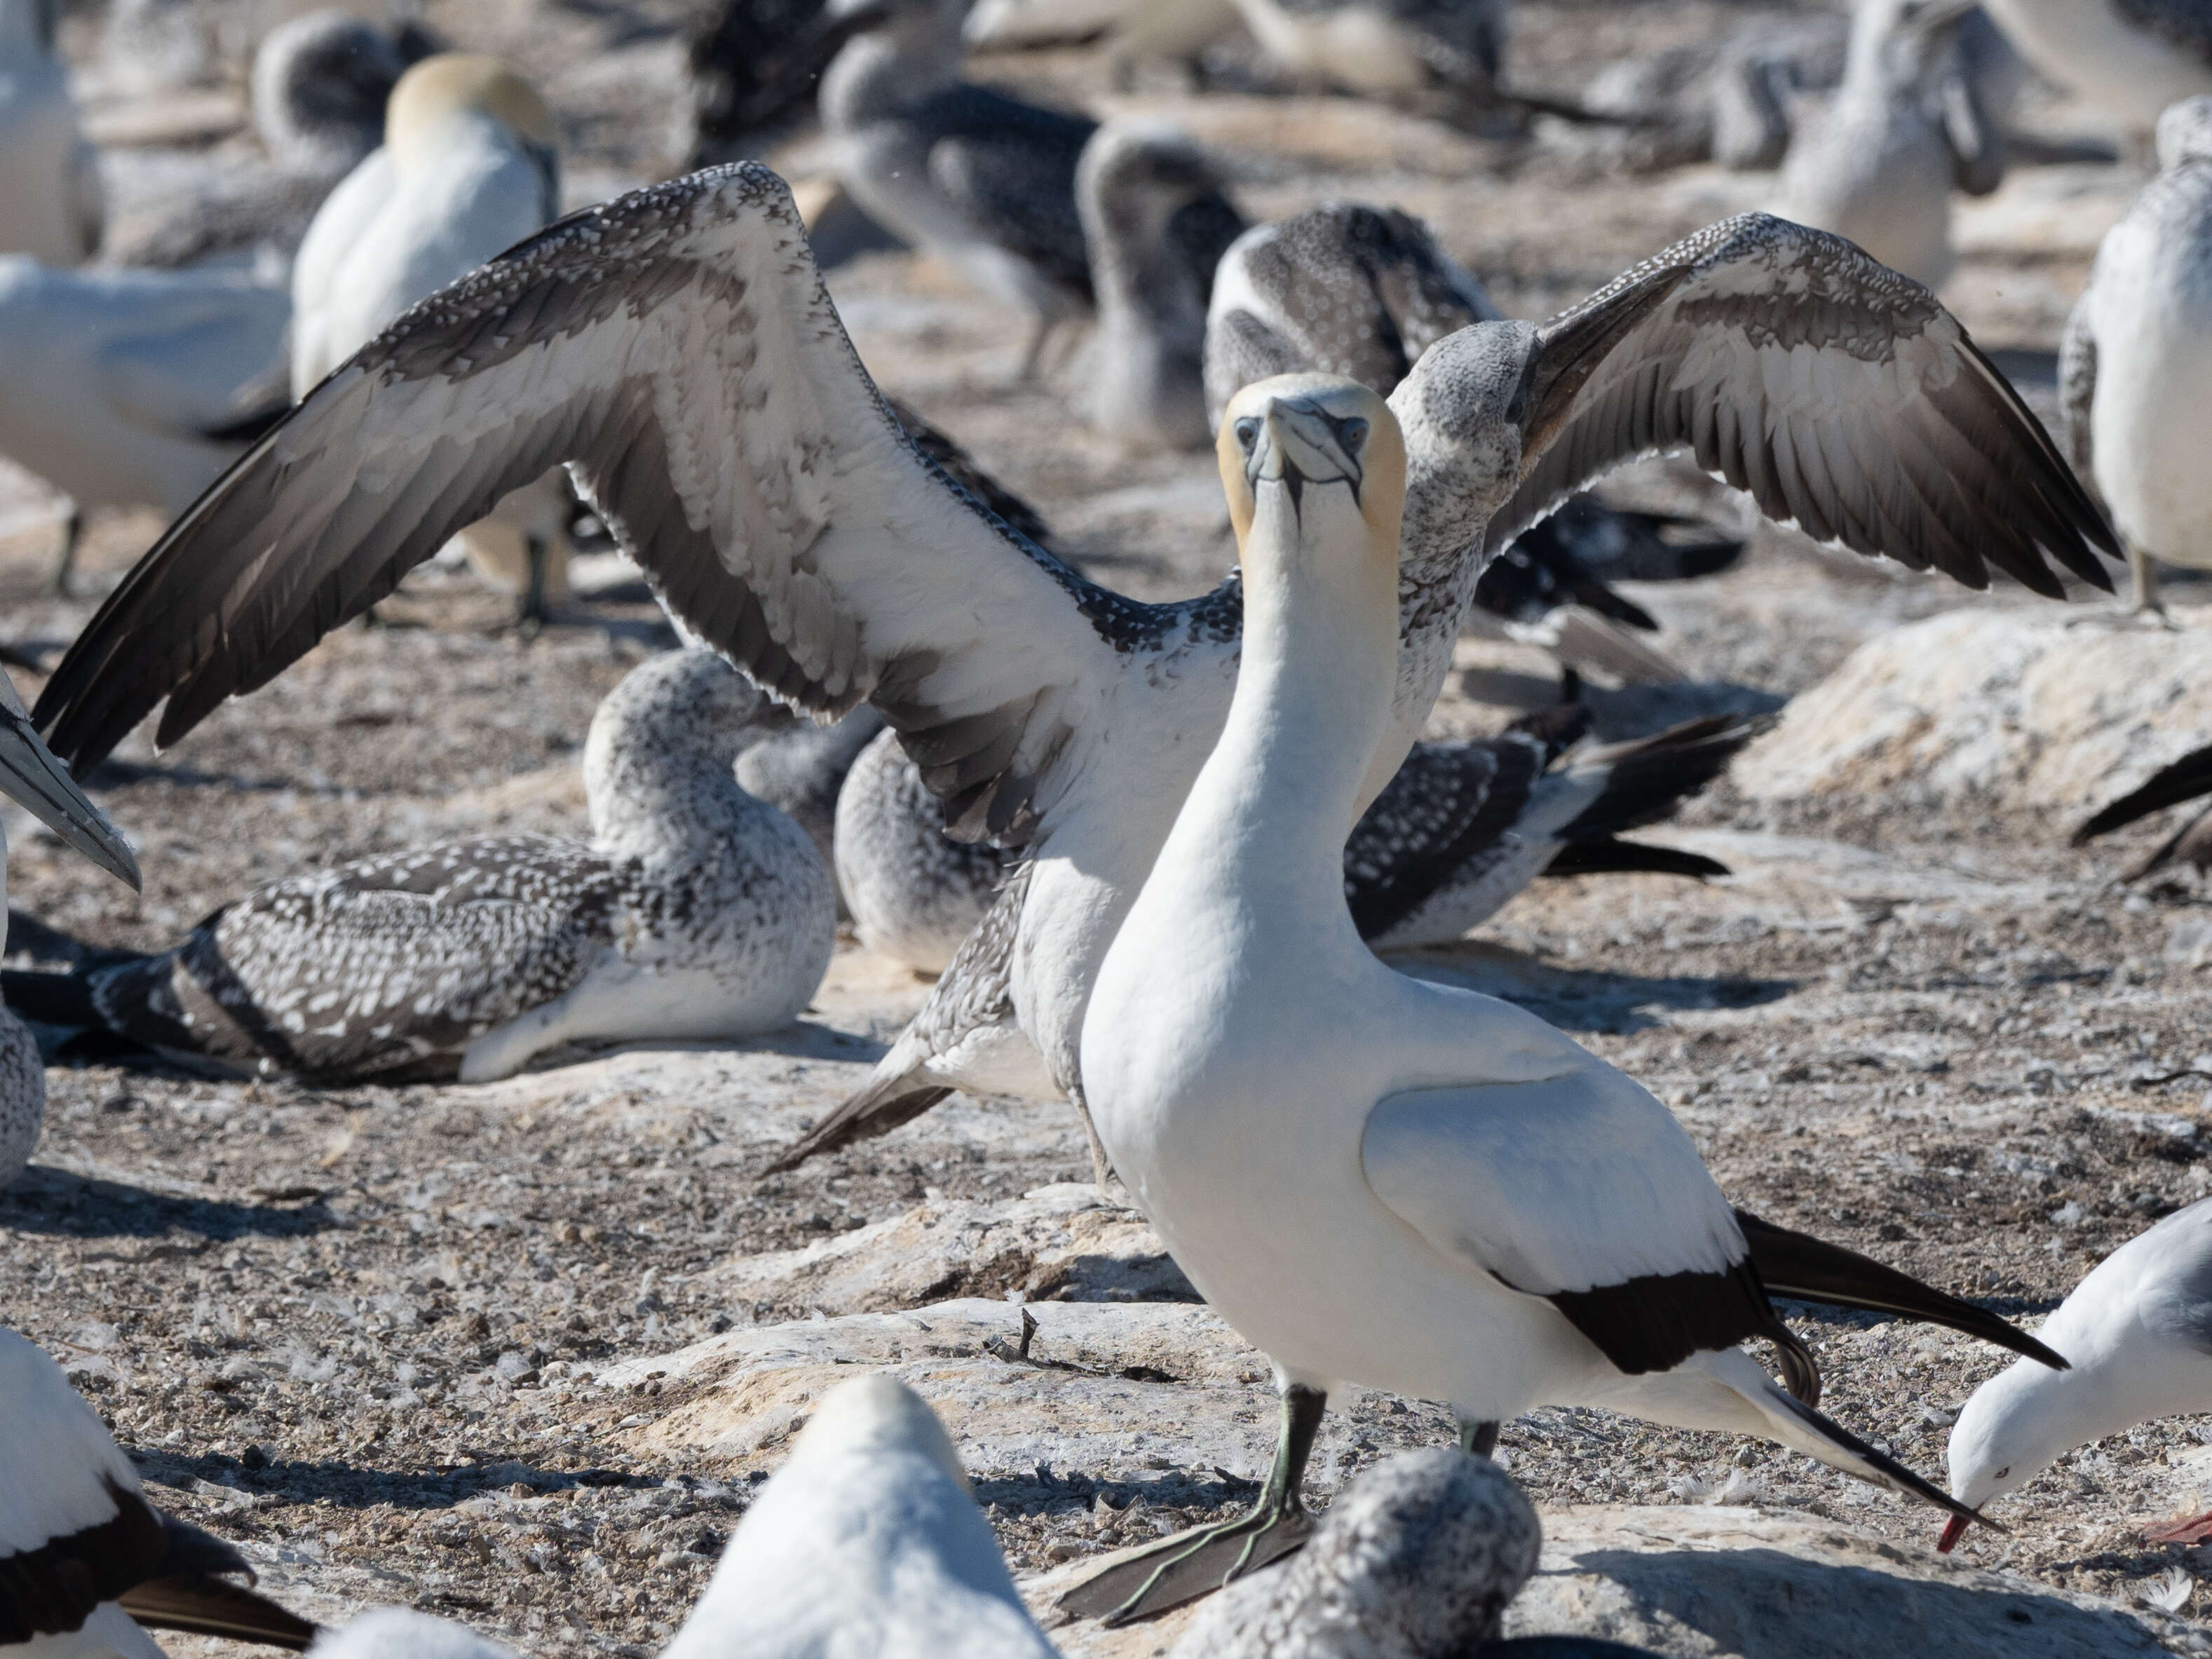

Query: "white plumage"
<box><xmin>0</xmin><ymin>0</ymin><xmax>99</xmax><ymax>267</ymax></box>
<box><xmin>2059</xmin><ymin>95</ymin><xmax>2212</xmax><ymax>613</ymax></box>
<box><xmin>1976</xmin><ymin>0</ymin><xmax>2212</xmax><ymax>135</ymax></box>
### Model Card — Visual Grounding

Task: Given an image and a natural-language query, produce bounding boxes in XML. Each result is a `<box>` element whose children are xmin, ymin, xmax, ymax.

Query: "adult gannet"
<box><xmin>26</xmin><ymin>171</ymin><xmax>2112</xmax><ymax>1172</ymax></box>
<box><xmin>1777</xmin><ymin>0</ymin><xmax>2002</xmax><ymax>290</ymax></box>
<box><xmin>1077</xmin><ymin>119</ymin><xmax>1247</xmax><ymax>451</ymax></box>
<box><xmin>0</xmin><ymin>0</ymin><xmax>98</xmax><ymax>266</ymax></box>
<box><xmin>1067</xmin><ymin>376</ymin><xmax>2000</xmax><ymax>1624</ymax></box>
<box><xmin>289</xmin><ymin>53</ymin><xmax>566</xmax><ymax>622</ymax></box>
<box><xmin>2058</xmin><ymin>95</ymin><xmax>2212</xmax><ymax>614</ymax></box>
<box><xmin>664</xmin><ymin>1375</ymin><xmax>1057</xmax><ymax>1659</ymax></box>
<box><xmin>821</xmin><ymin>0</ymin><xmax>1097</xmax><ymax>380</ymax></box>
<box><xmin>0</xmin><ymin>1327</ymin><xmax>318</xmax><ymax>1657</ymax></box>
<box><xmin>0</xmin><ymin>257</ymin><xmax>288</xmax><ymax>592</ymax></box>
<box><xmin>0</xmin><ymin>667</ymin><xmax>139</xmax><ymax>1187</ymax></box>
<box><xmin>6</xmin><ymin>651</ymin><xmax>832</xmax><ymax>1084</ymax></box>
<box><xmin>1976</xmin><ymin>0</ymin><xmax>2212</xmax><ymax>137</ymax></box>
<box><xmin>1942</xmin><ymin>1196</ymin><xmax>2212</xmax><ymax>1552</ymax></box>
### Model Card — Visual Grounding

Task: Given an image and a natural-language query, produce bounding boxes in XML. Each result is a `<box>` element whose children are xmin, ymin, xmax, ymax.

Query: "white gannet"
<box><xmin>1776</xmin><ymin>0</ymin><xmax>2000</xmax><ymax>290</ymax></box>
<box><xmin>27</xmin><ymin>172</ymin><xmax>2112</xmax><ymax>1188</ymax></box>
<box><xmin>2074</xmin><ymin>735</ymin><xmax>2212</xmax><ymax>876</ymax></box>
<box><xmin>836</xmin><ymin>723</ymin><xmax>1016</xmax><ymax>972</ymax></box>
<box><xmin>2058</xmin><ymin>95</ymin><xmax>2212</xmax><ymax>614</ymax></box>
<box><xmin>1942</xmin><ymin>1196</ymin><xmax>2212</xmax><ymax>1552</ymax></box>
<box><xmin>663</xmin><ymin>1375</ymin><xmax>1057</xmax><ymax>1659</ymax></box>
<box><xmin>0</xmin><ymin>0</ymin><xmax>98</xmax><ymax>266</ymax></box>
<box><xmin>289</xmin><ymin>53</ymin><xmax>566</xmax><ymax>623</ymax></box>
<box><xmin>0</xmin><ymin>1327</ymin><xmax>318</xmax><ymax>1656</ymax></box>
<box><xmin>0</xmin><ymin>256</ymin><xmax>288</xmax><ymax>592</ymax></box>
<box><xmin>1066</xmin><ymin>376</ymin><xmax>1997</xmax><ymax>1624</ymax></box>
<box><xmin>1976</xmin><ymin>0</ymin><xmax>2212</xmax><ymax>137</ymax></box>
<box><xmin>0</xmin><ymin>667</ymin><xmax>139</xmax><ymax>1187</ymax></box>
<box><xmin>1164</xmin><ymin>1447</ymin><xmax>1540</xmax><ymax>1659</ymax></box>
<box><xmin>1076</xmin><ymin>119</ymin><xmax>1247</xmax><ymax>452</ymax></box>
<box><xmin>7</xmin><ymin>651</ymin><xmax>832</xmax><ymax>1084</ymax></box>
<box><xmin>821</xmin><ymin>0</ymin><xmax>1098</xmax><ymax>381</ymax></box>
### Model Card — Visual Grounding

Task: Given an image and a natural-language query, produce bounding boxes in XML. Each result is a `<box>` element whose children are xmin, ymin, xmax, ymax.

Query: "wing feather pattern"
<box><xmin>1490</xmin><ymin>215</ymin><xmax>2117</xmax><ymax>597</ymax></box>
<box><xmin>35</xmin><ymin>164</ymin><xmax>1228</xmax><ymax>846</ymax></box>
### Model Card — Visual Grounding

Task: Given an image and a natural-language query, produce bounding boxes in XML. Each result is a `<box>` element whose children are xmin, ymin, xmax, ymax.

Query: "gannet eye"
<box><xmin>1338</xmin><ymin>417</ymin><xmax>1368</xmax><ymax>456</ymax></box>
<box><xmin>1992</xmin><ymin>1465</ymin><xmax>2009</xmax><ymax>1481</ymax></box>
<box><xmin>1234</xmin><ymin>417</ymin><xmax>1261</xmax><ymax>455</ymax></box>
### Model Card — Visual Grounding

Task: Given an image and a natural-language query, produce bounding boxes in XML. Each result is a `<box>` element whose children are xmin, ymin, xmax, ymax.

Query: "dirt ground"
<box><xmin>6</xmin><ymin>0</ymin><xmax>2211</xmax><ymax>1653</ymax></box>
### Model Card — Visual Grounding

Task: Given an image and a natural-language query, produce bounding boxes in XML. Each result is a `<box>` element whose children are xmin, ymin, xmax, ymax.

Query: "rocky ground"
<box><xmin>6</xmin><ymin>1</ymin><xmax>2212</xmax><ymax>1655</ymax></box>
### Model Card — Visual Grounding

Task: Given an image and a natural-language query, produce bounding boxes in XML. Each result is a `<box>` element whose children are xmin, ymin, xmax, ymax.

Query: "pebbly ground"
<box><xmin>4</xmin><ymin>0</ymin><xmax>2211</xmax><ymax>1653</ymax></box>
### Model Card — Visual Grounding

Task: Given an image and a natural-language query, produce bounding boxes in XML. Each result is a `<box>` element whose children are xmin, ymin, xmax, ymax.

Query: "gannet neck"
<box><xmin>386</xmin><ymin>55</ymin><xmax>554</xmax><ymax>177</ymax></box>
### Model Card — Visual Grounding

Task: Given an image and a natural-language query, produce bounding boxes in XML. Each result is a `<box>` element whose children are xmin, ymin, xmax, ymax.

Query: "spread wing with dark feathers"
<box><xmin>1491</xmin><ymin>214</ymin><xmax>2118</xmax><ymax>598</ymax></box>
<box><xmin>34</xmin><ymin>163</ymin><xmax>1235</xmax><ymax>847</ymax></box>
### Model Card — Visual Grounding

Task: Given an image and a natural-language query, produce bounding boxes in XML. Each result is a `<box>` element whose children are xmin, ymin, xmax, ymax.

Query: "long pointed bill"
<box><xmin>0</xmin><ymin>679</ymin><xmax>139</xmax><ymax>889</ymax></box>
<box><xmin>1936</xmin><ymin>1512</ymin><xmax>1971</xmax><ymax>1552</ymax></box>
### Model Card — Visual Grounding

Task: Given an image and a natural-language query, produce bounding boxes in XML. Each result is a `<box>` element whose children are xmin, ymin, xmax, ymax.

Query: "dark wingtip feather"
<box><xmin>2075</xmin><ymin>745</ymin><xmax>2212</xmax><ymax>844</ymax></box>
<box><xmin>118</xmin><ymin>1576</ymin><xmax>318</xmax><ymax>1651</ymax></box>
<box><xmin>761</xmin><ymin>1078</ymin><xmax>954</xmax><ymax>1175</ymax></box>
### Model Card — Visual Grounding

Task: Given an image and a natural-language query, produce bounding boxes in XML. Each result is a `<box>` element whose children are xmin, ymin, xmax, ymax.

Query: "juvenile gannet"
<box><xmin>8</xmin><ymin>651</ymin><xmax>832</xmax><ymax>1084</ymax></box>
<box><xmin>0</xmin><ymin>257</ymin><xmax>288</xmax><ymax>592</ymax></box>
<box><xmin>289</xmin><ymin>53</ymin><xmax>566</xmax><ymax>622</ymax></box>
<box><xmin>2057</xmin><ymin>95</ymin><xmax>2212</xmax><ymax>614</ymax></box>
<box><xmin>836</xmin><ymin>724</ymin><xmax>1016</xmax><ymax>973</ymax></box>
<box><xmin>27</xmin><ymin>172</ymin><xmax>2113</xmax><ymax>1183</ymax></box>
<box><xmin>0</xmin><ymin>0</ymin><xmax>98</xmax><ymax>266</ymax></box>
<box><xmin>737</xmin><ymin>705</ymin><xmax>887</xmax><ymax>876</ymax></box>
<box><xmin>0</xmin><ymin>1327</ymin><xmax>318</xmax><ymax>1656</ymax></box>
<box><xmin>1976</xmin><ymin>0</ymin><xmax>2212</xmax><ymax>136</ymax></box>
<box><xmin>821</xmin><ymin>0</ymin><xmax>1097</xmax><ymax>380</ymax></box>
<box><xmin>1942</xmin><ymin>1196</ymin><xmax>2212</xmax><ymax>1552</ymax></box>
<box><xmin>1777</xmin><ymin>0</ymin><xmax>2001</xmax><ymax>290</ymax></box>
<box><xmin>664</xmin><ymin>1375</ymin><xmax>1057</xmax><ymax>1659</ymax></box>
<box><xmin>1068</xmin><ymin>377</ymin><xmax>2000</xmax><ymax>1623</ymax></box>
<box><xmin>2074</xmin><ymin>735</ymin><xmax>2212</xmax><ymax>875</ymax></box>
<box><xmin>1165</xmin><ymin>1448</ymin><xmax>1540</xmax><ymax>1659</ymax></box>
<box><xmin>0</xmin><ymin>667</ymin><xmax>140</xmax><ymax>1187</ymax></box>
<box><xmin>1077</xmin><ymin>120</ymin><xmax>1247</xmax><ymax>451</ymax></box>
<box><xmin>253</xmin><ymin>10</ymin><xmax>418</xmax><ymax>176</ymax></box>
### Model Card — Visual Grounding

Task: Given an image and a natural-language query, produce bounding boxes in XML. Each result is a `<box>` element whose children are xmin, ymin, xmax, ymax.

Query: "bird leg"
<box><xmin>50</xmin><ymin>503</ymin><xmax>82</xmax><ymax>597</ymax></box>
<box><xmin>1057</xmin><ymin>1383</ymin><xmax>1326</xmax><ymax>1626</ymax></box>
<box><xmin>1067</xmin><ymin>1078</ymin><xmax>1119</xmax><ymax>1193</ymax></box>
<box><xmin>517</xmin><ymin>533</ymin><xmax>552</xmax><ymax>636</ymax></box>
<box><xmin>2127</xmin><ymin>544</ymin><xmax>2173</xmax><ymax>621</ymax></box>
<box><xmin>1017</xmin><ymin>317</ymin><xmax>1055</xmax><ymax>386</ymax></box>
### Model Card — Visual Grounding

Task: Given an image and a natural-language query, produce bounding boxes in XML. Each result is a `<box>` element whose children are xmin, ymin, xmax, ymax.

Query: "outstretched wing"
<box><xmin>35</xmin><ymin>163</ymin><xmax>1224</xmax><ymax>844</ymax></box>
<box><xmin>1488</xmin><ymin>213</ymin><xmax>2117</xmax><ymax>598</ymax></box>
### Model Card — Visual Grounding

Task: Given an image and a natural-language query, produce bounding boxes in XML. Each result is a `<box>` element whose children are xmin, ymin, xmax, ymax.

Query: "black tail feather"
<box><xmin>119</xmin><ymin>1576</ymin><xmax>318</xmax><ymax>1650</ymax></box>
<box><xmin>763</xmin><ymin>1077</ymin><xmax>954</xmax><ymax>1176</ymax></box>
<box><xmin>1541</xmin><ymin>838</ymin><xmax>1729</xmax><ymax>881</ymax></box>
<box><xmin>1557</xmin><ymin>714</ymin><xmax>1769</xmax><ymax>843</ymax></box>
<box><xmin>2075</xmin><ymin>743</ymin><xmax>2212</xmax><ymax>844</ymax></box>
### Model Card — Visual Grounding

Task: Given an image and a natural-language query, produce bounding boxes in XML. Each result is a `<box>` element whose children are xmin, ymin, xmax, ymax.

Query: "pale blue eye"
<box><xmin>1235</xmin><ymin>418</ymin><xmax>1261</xmax><ymax>454</ymax></box>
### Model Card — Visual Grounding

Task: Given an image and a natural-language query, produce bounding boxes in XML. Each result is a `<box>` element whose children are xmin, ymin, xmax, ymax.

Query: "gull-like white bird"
<box><xmin>4</xmin><ymin>651</ymin><xmax>832</xmax><ymax>1085</ymax></box>
<box><xmin>290</xmin><ymin>52</ymin><xmax>566</xmax><ymax>621</ymax></box>
<box><xmin>2058</xmin><ymin>95</ymin><xmax>2212</xmax><ymax>614</ymax></box>
<box><xmin>1976</xmin><ymin>0</ymin><xmax>2212</xmax><ymax>137</ymax></box>
<box><xmin>0</xmin><ymin>0</ymin><xmax>100</xmax><ymax>266</ymax></box>
<box><xmin>0</xmin><ymin>257</ymin><xmax>288</xmax><ymax>591</ymax></box>
<box><xmin>664</xmin><ymin>1374</ymin><xmax>1057</xmax><ymax>1659</ymax></box>
<box><xmin>1943</xmin><ymin>1196</ymin><xmax>2212</xmax><ymax>1552</ymax></box>
<box><xmin>1068</xmin><ymin>375</ymin><xmax>1998</xmax><ymax>1625</ymax></box>
<box><xmin>1777</xmin><ymin>0</ymin><xmax>2002</xmax><ymax>290</ymax></box>
<box><xmin>0</xmin><ymin>1327</ymin><xmax>317</xmax><ymax>1657</ymax></box>
<box><xmin>26</xmin><ymin>170</ymin><xmax>2112</xmax><ymax>1180</ymax></box>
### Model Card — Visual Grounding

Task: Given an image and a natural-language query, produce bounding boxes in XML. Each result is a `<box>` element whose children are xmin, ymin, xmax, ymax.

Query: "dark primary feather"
<box><xmin>1545</xmin><ymin>1257</ymin><xmax>1818</xmax><ymax>1404</ymax></box>
<box><xmin>1540</xmin><ymin>838</ymin><xmax>1727</xmax><ymax>879</ymax></box>
<box><xmin>118</xmin><ymin>1576</ymin><xmax>317</xmax><ymax>1650</ymax></box>
<box><xmin>2075</xmin><ymin>743</ymin><xmax>2212</xmax><ymax>843</ymax></box>
<box><xmin>1493</xmin><ymin>213</ymin><xmax>2118</xmax><ymax>600</ymax></box>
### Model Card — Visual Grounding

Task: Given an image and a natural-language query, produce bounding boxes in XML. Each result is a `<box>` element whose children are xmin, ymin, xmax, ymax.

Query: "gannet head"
<box><xmin>252</xmin><ymin>11</ymin><xmax>414</xmax><ymax>173</ymax></box>
<box><xmin>1937</xmin><ymin>1356</ymin><xmax>2065</xmax><ymax>1552</ymax></box>
<box><xmin>386</xmin><ymin>54</ymin><xmax>555</xmax><ymax>171</ymax></box>
<box><xmin>1218</xmin><ymin>373</ymin><xmax>1405</xmax><ymax>566</ymax></box>
<box><xmin>789</xmin><ymin>1374</ymin><xmax>971</xmax><ymax>1493</ymax></box>
<box><xmin>2157</xmin><ymin>95</ymin><xmax>2212</xmax><ymax>170</ymax></box>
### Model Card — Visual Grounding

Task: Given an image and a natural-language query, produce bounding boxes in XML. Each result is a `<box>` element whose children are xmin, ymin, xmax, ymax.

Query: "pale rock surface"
<box><xmin>1734</xmin><ymin>608</ymin><xmax>2212</xmax><ymax>811</ymax></box>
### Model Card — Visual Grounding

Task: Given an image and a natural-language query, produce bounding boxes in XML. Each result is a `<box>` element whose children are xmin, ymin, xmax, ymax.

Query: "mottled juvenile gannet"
<box><xmin>0</xmin><ymin>257</ymin><xmax>288</xmax><ymax>592</ymax></box>
<box><xmin>0</xmin><ymin>0</ymin><xmax>98</xmax><ymax>266</ymax></box>
<box><xmin>2058</xmin><ymin>95</ymin><xmax>2212</xmax><ymax>614</ymax></box>
<box><xmin>290</xmin><ymin>53</ymin><xmax>566</xmax><ymax>621</ymax></box>
<box><xmin>665</xmin><ymin>1375</ymin><xmax>1057</xmax><ymax>1659</ymax></box>
<box><xmin>1076</xmin><ymin>120</ymin><xmax>1247</xmax><ymax>451</ymax></box>
<box><xmin>1942</xmin><ymin>1196</ymin><xmax>2212</xmax><ymax>1551</ymax></box>
<box><xmin>1976</xmin><ymin>0</ymin><xmax>2212</xmax><ymax>136</ymax></box>
<box><xmin>11</xmin><ymin>651</ymin><xmax>832</xmax><ymax>1084</ymax></box>
<box><xmin>822</xmin><ymin>0</ymin><xmax>1097</xmax><ymax>380</ymax></box>
<box><xmin>27</xmin><ymin>172</ymin><xmax>2112</xmax><ymax>1176</ymax></box>
<box><xmin>1777</xmin><ymin>0</ymin><xmax>2000</xmax><ymax>290</ymax></box>
<box><xmin>836</xmin><ymin>724</ymin><xmax>1016</xmax><ymax>973</ymax></box>
<box><xmin>0</xmin><ymin>1327</ymin><xmax>318</xmax><ymax>1657</ymax></box>
<box><xmin>2075</xmin><ymin>733</ymin><xmax>2212</xmax><ymax>874</ymax></box>
<box><xmin>0</xmin><ymin>668</ymin><xmax>139</xmax><ymax>1186</ymax></box>
<box><xmin>1066</xmin><ymin>377</ymin><xmax>2000</xmax><ymax>1625</ymax></box>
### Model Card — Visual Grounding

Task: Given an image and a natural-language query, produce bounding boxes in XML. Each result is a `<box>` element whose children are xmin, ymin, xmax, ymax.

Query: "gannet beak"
<box><xmin>1936</xmin><ymin>1512</ymin><xmax>1970</xmax><ymax>1552</ymax></box>
<box><xmin>1240</xmin><ymin>396</ymin><xmax>1367</xmax><ymax>514</ymax></box>
<box><xmin>0</xmin><ymin>676</ymin><xmax>139</xmax><ymax>890</ymax></box>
